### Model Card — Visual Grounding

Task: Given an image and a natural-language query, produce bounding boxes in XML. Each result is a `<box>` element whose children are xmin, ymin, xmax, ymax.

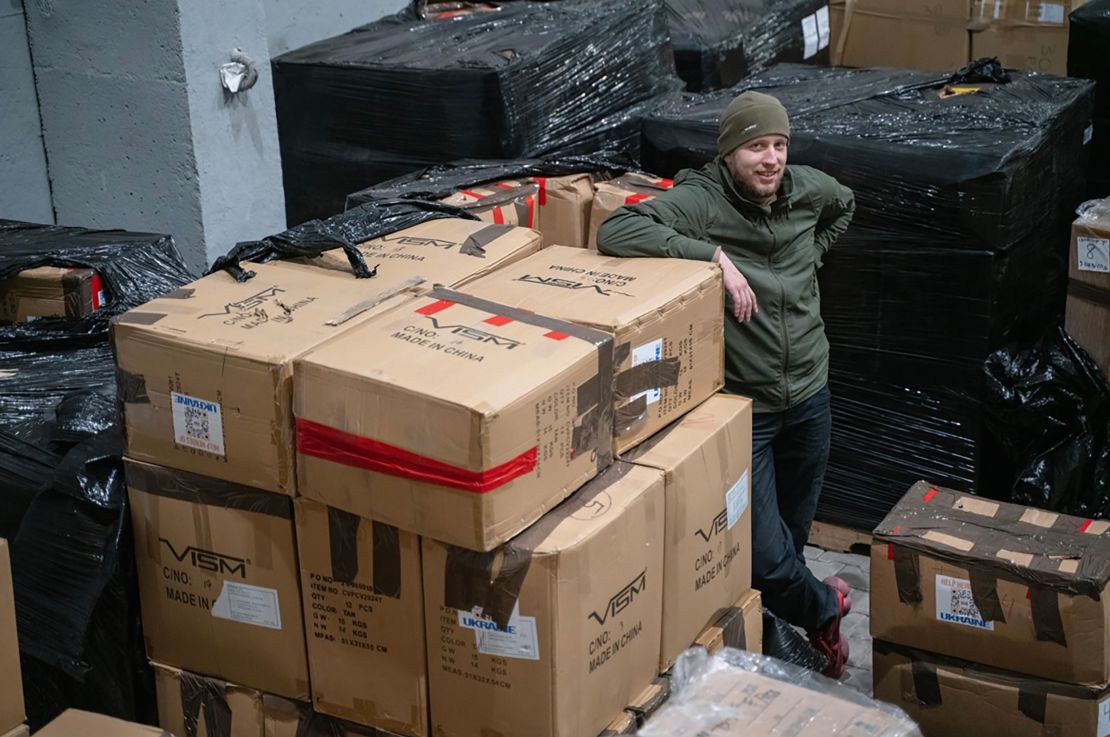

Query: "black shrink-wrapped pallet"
<box><xmin>638</xmin><ymin>64</ymin><xmax>1096</xmax><ymax>529</ymax></box>
<box><xmin>272</xmin><ymin>0</ymin><xmax>681</xmax><ymax>225</ymax></box>
<box><xmin>1069</xmin><ymin>0</ymin><xmax>1110</xmax><ymax>198</ymax></box>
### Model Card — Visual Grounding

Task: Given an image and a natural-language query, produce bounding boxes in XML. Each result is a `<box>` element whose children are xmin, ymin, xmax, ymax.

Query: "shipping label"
<box><xmin>171</xmin><ymin>391</ymin><xmax>226</xmax><ymax>456</ymax></box>
<box><xmin>458</xmin><ymin>606</ymin><xmax>540</xmax><ymax>661</ymax></box>
<box><xmin>306</xmin><ymin>572</ymin><xmax>394</xmax><ymax>654</ymax></box>
<box><xmin>211</xmin><ymin>580</ymin><xmax>282</xmax><ymax>630</ymax></box>
<box><xmin>935</xmin><ymin>575</ymin><xmax>994</xmax><ymax>631</ymax></box>
<box><xmin>630</xmin><ymin>339</ymin><xmax>663</xmax><ymax>405</ymax></box>
<box><xmin>1098</xmin><ymin>693</ymin><xmax>1110</xmax><ymax>737</ymax></box>
<box><xmin>1077</xmin><ymin>237</ymin><xmax>1110</xmax><ymax>273</ymax></box>
<box><xmin>726</xmin><ymin>469</ymin><xmax>750</xmax><ymax>530</ymax></box>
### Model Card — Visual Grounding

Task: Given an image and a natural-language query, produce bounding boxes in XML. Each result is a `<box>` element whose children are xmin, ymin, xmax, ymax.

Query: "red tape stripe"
<box><xmin>1080</xmin><ymin>519</ymin><xmax>1093</xmax><ymax>533</ymax></box>
<box><xmin>492</xmin><ymin>207</ymin><xmax>505</xmax><ymax>225</ymax></box>
<box><xmin>625</xmin><ymin>193</ymin><xmax>651</xmax><ymax>205</ymax></box>
<box><xmin>923</xmin><ymin>488</ymin><xmax>937</xmax><ymax>502</ymax></box>
<box><xmin>296</xmin><ymin>418</ymin><xmax>537</xmax><ymax>494</ymax></box>
<box><xmin>533</xmin><ymin>176</ymin><xmax>547</xmax><ymax>206</ymax></box>
<box><xmin>460</xmin><ymin>189</ymin><xmax>487</xmax><ymax>200</ymax></box>
<box><xmin>658</xmin><ymin>178</ymin><xmax>675</xmax><ymax>188</ymax></box>
<box><xmin>484</xmin><ymin>315</ymin><xmax>512</xmax><ymax>327</ymax></box>
<box><xmin>526</xmin><ymin>194</ymin><xmax>535</xmax><ymax>228</ymax></box>
<box><xmin>89</xmin><ymin>272</ymin><xmax>105</xmax><ymax>309</ymax></box>
<box><xmin>416</xmin><ymin>299</ymin><xmax>454</xmax><ymax>316</ymax></box>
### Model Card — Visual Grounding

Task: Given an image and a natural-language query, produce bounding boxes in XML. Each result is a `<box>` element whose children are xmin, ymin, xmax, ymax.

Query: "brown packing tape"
<box><xmin>969</xmin><ymin>569</ymin><xmax>1006</xmax><ymax>623</ymax></box>
<box><xmin>614</xmin><ymin>357</ymin><xmax>681</xmax><ymax>401</ymax></box>
<box><xmin>461</xmin><ymin>223</ymin><xmax>517</xmax><ymax>257</ymax></box>
<box><xmin>433</xmin><ymin>287</ymin><xmax>614</xmax><ymax>473</ymax></box>
<box><xmin>443</xmin><ymin>462</ymin><xmax>637</xmax><ymax>629</ymax></box>
<box><xmin>115</xmin><ymin>311</ymin><xmax>166</xmax><ymax>325</ymax></box>
<box><xmin>179</xmin><ymin>669</ymin><xmax>234</xmax><ymax>737</ymax></box>
<box><xmin>626</xmin><ymin>677</ymin><xmax>671</xmax><ymax>727</ymax></box>
<box><xmin>371</xmin><ymin>521</ymin><xmax>402</xmax><ymax>598</ymax></box>
<box><xmin>325</xmin><ymin>276</ymin><xmax>424</xmax><ymax>327</ymax></box>
<box><xmin>892</xmin><ymin>545</ymin><xmax>923</xmax><ymax>604</ymax></box>
<box><xmin>614</xmin><ymin>396</ymin><xmax>649</xmax><ymax>440</ymax></box>
<box><xmin>117</xmin><ymin>368</ymin><xmax>150</xmax><ymax>404</ymax></box>
<box><xmin>721</xmin><ymin>606</ymin><xmax>747</xmax><ymax>650</ymax></box>
<box><xmin>126</xmin><ymin>462</ymin><xmax>292</xmax><ymax>519</ymax></box>
<box><xmin>326</xmin><ymin>507</ymin><xmax>403</xmax><ymax>598</ymax></box>
<box><xmin>164</xmin><ymin>287</ymin><xmax>197</xmax><ymax>299</ymax></box>
<box><xmin>1017</xmin><ymin>685</ymin><xmax>1048</xmax><ymax>724</ymax></box>
<box><xmin>1030</xmin><ymin>586</ymin><xmax>1068</xmax><ymax>646</ymax></box>
<box><xmin>911</xmin><ymin>660</ymin><xmax>943</xmax><ymax>707</ymax></box>
<box><xmin>328</xmin><ymin>506</ymin><xmax>361</xmax><ymax>584</ymax></box>
<box><xmin>1069</xmin><ymin>278</ymin><xmax>1110</xmax><ymax>309</ymax></box>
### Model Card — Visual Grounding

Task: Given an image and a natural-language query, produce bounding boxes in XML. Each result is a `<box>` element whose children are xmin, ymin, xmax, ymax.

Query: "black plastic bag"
<box><xmin>761</xmin><ymin>609</ymin><xmax>830</xmax><ymax>673</ymax></box>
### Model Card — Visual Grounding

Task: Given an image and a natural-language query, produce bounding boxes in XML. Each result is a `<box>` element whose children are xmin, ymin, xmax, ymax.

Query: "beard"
<box><xmin>736</xmin><ymin>169</ymin><xmax>783</xmax><ymax>203</ymax></box>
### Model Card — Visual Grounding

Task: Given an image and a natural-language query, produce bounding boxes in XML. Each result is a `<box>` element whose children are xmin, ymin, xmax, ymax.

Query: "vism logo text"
<box><xmin>515</xmin><ymin>275</ymin><xmax>632</xmax><ymax>297</ymax></box>
<box><xmin>199</xmin><ymin>286</ymin><xmax>286</xmax><ymax>318</ymax></box>
<box><xmin>160</xmin><ymin>539</ymin><xmax>247</xmax><ymax>578</ymax></box>
<box><xmin>694</xmin><ymin>509</ymin><xmax>728</xmax><ymax>543</ymax></box>
<box><xmin>588</xmin><ymin>570</ymin><xmax>647</xmax><ymax>625</ymax></box>
<box><xmin>422</xmin><ymin>315</ymin><xmax>523</xmax><ymax>349</ymax></box>
<box><xmin>379</xmin><ymin>234</ymin><xmax>459</xmax><ymax>249</ymax></box>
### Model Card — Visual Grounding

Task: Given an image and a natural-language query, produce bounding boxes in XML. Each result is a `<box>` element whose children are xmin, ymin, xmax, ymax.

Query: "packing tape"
<box><xmin>969</xmin><ymin>569</ymin><xmax>1006</xmax><ymax>623</ymax></box>
<box><xmin>460</xmin><ymin>223</ymin><xmax>517</xmax><ymax>257</ymax></box>
<box><xmin>720</xmin><ymin>605</ymin><xmax>747</xmax><ymax>650</ymax></box>
<box><xmin>117</xmin><ymin>368</ymin><xmax>150</xmax><ymax>404</ymax></box>
<box><xmin>614</xmin><ymin>396</ymin><xmax>649</xmax><ymax>441</ymax></box>
<box><xmin>1017</xmin><ymin>685</ymin><xmax>1048</xmax><ymax>724</ymax></box>
<box><xmin>60</xmin><ymin>269</ymin><xmax>87</xmax><ymax>319</ymax></box>
<box><xmin>178</xmin><ymin>670</ymin><xmax>233</xmax><ymax>737</ymax></box>
<box><xmin>910</xmin><ymin>660</ymin><xmax>943</xmax><ymax>707</ymax></box>
<box><xmin>615</xmin><ymin>357</ymin><xmax>681</xmax><ymax>401</ymax></box>
<box><xmin>325</xmin><ymin>507</ymin><xmax>403</xmax><ymax>598</ymax></box>
<box><xmin>892</xmin><ymin>545</ymin><xmax>923</xmax><ymax>604</ymax></box>
<box><xmin>164</xmin><ymin>287</ymin><xmax>196</xmax><ymax>299</ymax></box>
<box><xmin>1069</xmin><ymin>278</ymin><xmax>1110</xmax><ymax>309</ymax></box>
<box><xmin>1029</xmin><ymin>585</ymin><xmax>1067</xmax><ymax>646</ymax></box>
<box><xmin>115</xmin><ymin>311</ymin><xmax>165</xmax><ymax>325</ymax></box>
<box><xmin>125</xmin><ymin>461</ymin><xmax>293</xmax><ymax>519</ymax></box>
<box><xmin>627</xmin><ymin>677</ymin><xmax>671</xmax><ymax>726</ymax></box>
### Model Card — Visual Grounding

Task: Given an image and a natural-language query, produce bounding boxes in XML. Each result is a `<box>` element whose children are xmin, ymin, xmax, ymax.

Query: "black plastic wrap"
<box><xmin>639</xmin><ymin>65</ymin><xmax>1095</xmax><ymax>529</ymax></box>
<box><xmin>667</xmin><ymin>0</ymin><xmax>830</xmax><ymax>92</ymax></box>
<box><xmin>273</xmin><ymin>0</ymin><xmax>681</xmax><ymax>224</ymax></box>
<box><xmin>0</xmin><ymin>220</ymin><xmax>191</xmax><ymax>729</ymax></box>
<box><xmin>1069</xmin><ymin>0</ymin><xmax>1110</xmax><ymax>198</ymax></box>
<box><xmin>760</xmin><ymin>610</ymin><xmax>830</xmax><ymax>674</ymax></box>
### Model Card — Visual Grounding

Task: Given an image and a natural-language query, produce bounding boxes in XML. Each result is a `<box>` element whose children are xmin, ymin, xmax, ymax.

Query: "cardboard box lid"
<box><xmin>874</xmin><ymin>481</ymin><xmax>1110</xmax><ymax>596</ymax></box>
<box><xmin>622</xmin><ymin>394</ymin><xmax>751</xmax><ymax>473</ymax></box>
<box><xmin>36</xmin><ymin>710</ymin><xmax>169</xmax><ymax>737</ymax></box>
<box><xmin>460</xmin><ymin>246</ymin><xmax>720</xmax><ymax>332</ymax></box>
<box><xmin>596</xmin><ymin>174</ymin><xmax>675</xmax><ymax>202</ymax></box>
<box><xmin>296</xmin><ymin>286</ymin><xmax>612</xmax><ymax>431</ymax></box>
<box><xmin>113</xmin><ymin>260</ymin><xmax>419</xmax><ymax>362</ymax></box>
<box><xmin>2</xmin><ymin>266</ymin><xmax>97</xmax><ymax>285</ymax></box>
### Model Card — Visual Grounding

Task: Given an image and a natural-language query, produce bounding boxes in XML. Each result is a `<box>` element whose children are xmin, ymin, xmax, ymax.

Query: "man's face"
<box><xmin>724</xmin><ymin>134</ymin><xmax>789</xmax><ymax>204</ymax></box>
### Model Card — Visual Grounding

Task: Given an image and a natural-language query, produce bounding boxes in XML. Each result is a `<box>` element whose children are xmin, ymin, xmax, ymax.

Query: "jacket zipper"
<box><xmin>767</xmin><ymin>220</ymin><xmax>790</xmax><ymax>409</ymax></box>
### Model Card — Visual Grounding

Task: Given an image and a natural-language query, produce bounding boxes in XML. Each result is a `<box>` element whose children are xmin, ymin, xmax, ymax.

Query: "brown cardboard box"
<box><xmin>640</xmin><ymin>661</ymin><xmax>915</xmax><ymax>737</ymax></box>
<box><xmin>625</xmin><ymin>676</ymin><xmax>671</xmax><ymax>730</ymax></box>
<box><xmin>0</xmin><ymin>726</ymin><xmax>28</xmax><ymax>737</ymax></box>
<box><xmin>295</xmin><ymin>286</ymin><xmax>614</xmax><ymax>551</ymax></box>
<box><xmin>36</xmin><ymin>710</ymin><xmax>166</xmax><ymax>737</ymax></box>
<box><xmin>423</xmin><ymin>462</ymin><xmax>665</xmax><ymax>737</ymax></box>
<box><xmin>154</xmin><ymin>663</ymin><xmax>266</xmax><ymax>737</ymax></box>
<box><xmin>262</xmin><ymin>695</ymin><xmax>385</xmax><ymax>736</ymax></box>
<box><xmin>623</xmin><ymin>394</ymin><xmax>752</xmax><ymax>670</ymax></box>
<box><xmin>533</xmin><ymin>173</ymin><xmax>595</xmax><ymax>248</ymax></box>
<box><xmin>1066</xmin><ymin>198</ymin><xmax>1110</xmax><ymax>382</ymax></box>
<box><xmin>294</xmin><ymin>499</ymin><xmax>427</xmax><ymax>736</ymax></box>
<box><xmin>439</xmin><ymin>180</ymin><xmax>542</xmax><ymax>230</ymax></box>
<box><xmin>692</xmin><ymin>588</ymin><xmax>763</xmax><ymax>657</ymax></box>
<box><xmin>873</xmin><ymin>641</ymin><xmax>1110</xmax><ymax>737</ymax></box>
<box><xmin>461</xmin><ymin>246</ymin><xmax>724</xmax><ymax>453</ymax></box>
<box><xmin>871</xmin><ymin>481</ymin><xmax>1110</xmax><ymax>686</ymax></box>
<box><xmin>116</xmin><ymin>220</ymin><xmax>540</xmax><ymax>495</ymax></box>
<box><xmin>969</xmin><ymin>0</ymin><xmax>1085</xmax><ymax>74</ymax></box>
<box><xmin>127</xmin><ymin>460</ymin><xmax>309</xmax><ymax>698</ymax></box>
<box><xmin>0</xmin><ymin>266</ymin><xmax>106</xmax><ymax>323</ymax></box>
<box><xmin>830</xmin><ymin>0</ymin><xmax>971</xmax><ymax>71</ymax></box>
<box><xmin>0</xmin><ymin>540</ymin><xmax>23</xmax><ymax>735</ymax></box>
<box><xmin>588</xmin><ymin>174</ymin><xmax>675</xmax><ymax>250</ymax></box>
<box><xmin>598</xmin><ymin>712</ymin><xmax>637</xmax><ymax>737</ymax></box>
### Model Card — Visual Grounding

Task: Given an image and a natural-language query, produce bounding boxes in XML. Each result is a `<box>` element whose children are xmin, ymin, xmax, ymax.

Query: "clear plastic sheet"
<box><xmin>272</xmin><ymin>0</ymin><xmax>680</xmax><ymax>223</ymax></box>
<box><xmin>1069</xmin><ymin>0</ymin><xmax>1110</xmax><ymax>198</ymax></box>
<box><xmin>643</xmin><ymin>647</ymin><xmax>922</xmax><ymax>737</ymax></box>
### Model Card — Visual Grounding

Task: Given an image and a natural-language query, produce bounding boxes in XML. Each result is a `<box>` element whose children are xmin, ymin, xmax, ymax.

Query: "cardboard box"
<box><xmin>0</xmin><ymin>266</ymin><xmax>106</xmax><ymax>323</ymax></box>
<box><xmin>439</xmin><ymin>180</ymin><xmax>543</xmax><ymax>230</ymax></box>
<box><xmin>692</xmin><ymin>588</ymin><xmax>763</xmax><ymax>657</ymax></box>
<box><xmin>623</xmin><ymin>394</ymin><xmax>752</xmax><ymax>670</ymax></box>
<box><xmin>116</xmin><ymin>220</ymin><xmax>540</xmax><ymax>495</ymax></box>
<box><xmin>36</xmin><ymin>710</ymin><xmax>166</xmax><ymax>737</ymax></box>
<box><xmin>873</xmin><ymin>640</ymin><xmax>1110</xmax><ymax>737</ymax></box>
<box><xmin>294</xmin><ymin>499</ymin><xmax>427</xmax><ymax>736</ymax></box>
<box><xmin>588</xmin><ymin>174</ymin><xmax>675</xmax><ymax>250</ymax></box>
<box><xmin>295</xmin><ymin>286</ymin><xmax>614</xmax><ymax>551</ymax></box>
<box><xmin>969</xmin><ymin>0</ymin><xmax>1085</xmax><ymax>75</ymax></box>
<box><xmin>598</xmin><ymin>712</ymin><xmax>637</xmax><ymax>737</ymax></box>
<box><xmin>830</xmin><ymin>0</ymin><xmax>971</xmax><ymax>71</ymax></box>
<box><xmin>461</xmin><ymin>246</ymin><xmax>724</xmax><ymax>453</ymax></box>
<box><xmin>154</xmin><ymin>662</ymin><xmax>266</xmax><ymax>737</ymax></box>
<box><xmin>262</xmin><ymin>695</ymin><xmax>384</xmax><ymax>736</ymax></box>
<box><xmin>423</xmin><ymin>462</ymin><xmax>665</xmax><ymax>737</ymax></box>
<box><xmin>0</xmin><ymin>540</ymin><xmax>23</xmax><ymax>735</ymax></box>
<box><xmin>534</xmin><ymin>173</ymin><xmax>595</xmax><ymax>248</ymax></box>
<box><xmin>0</xmin><ymin>726</ymin><xmax>28</xmax><ymax>737</ymax></box>
<box><xmin>127</xmin><ymin>460</ymin><xmax>309</xmax><ymax>698</ymax></box>
<box><xmin>625</xmin><ymin>676</ymin><xmax>671</xmax><ymax>730</ymax></box>
<box><xmin>871</xmin><ymin>480</ymin><xmax>1110</xmax><ymax>686</ymax></box>
<box><xmin>1066</xmin><ymin>198</ymin><xmax>1110</xmax><ymax>382</ymax></box>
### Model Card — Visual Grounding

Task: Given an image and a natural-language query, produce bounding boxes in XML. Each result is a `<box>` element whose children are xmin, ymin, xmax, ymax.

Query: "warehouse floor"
<box><xmin>803</xmin><ymin>545</ymin><xmax>873</xmax><ymax>696</ymax></box>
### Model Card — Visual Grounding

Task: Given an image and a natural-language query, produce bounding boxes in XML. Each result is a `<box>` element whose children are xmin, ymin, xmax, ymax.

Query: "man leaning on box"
<box><xmin>596</xmin><ymin>91</ymin><xmax>856</xmax><ymax>677</ymax></box>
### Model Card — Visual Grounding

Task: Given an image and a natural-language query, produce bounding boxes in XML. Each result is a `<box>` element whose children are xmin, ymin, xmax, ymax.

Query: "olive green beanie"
<box><xmin>716</xmin><ymin>91</ymin><xmax>791</xmax><ymax>156</ymax></box>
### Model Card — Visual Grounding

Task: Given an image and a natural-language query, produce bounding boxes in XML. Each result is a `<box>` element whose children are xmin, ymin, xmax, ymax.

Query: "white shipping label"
<box><xmin>816</xmin><ymin>5</ymin><xmax>830</xmax><ymax>50</ymax></box>
<box><xmin>1039</xmin><ymin>2</ymin><xmax>1065</xmax><ymax>24</ymax></box>
<box><xmin>211</xmin><ymin>581</ymin><xmax>282</xmax><ymax>630</ymax></box>
<box><xmin>1097</xmin><ymin>693</ymin><xmax>1110</xmax><ymax>737</ymax></box>
<box><xmin>458</xmin><ymin>608</ymin><xmax>540</xmax><ymax>660</ymax></box>
<box><xmin>935</xmin><ymin>575</ymin><xmax>994</xmax><ymax>631</ymax></box>
<box><xmin>726</xmin><ymin>470</ymin><xmax>750</xmax><ymax>530</ymax></box>
<box><xmin>171</xmin><ymin>391</ymin><xmax>226</xmax><ymax>456</ymax></box>
<box><xmin>802</xmin><ymin>13</ymin><xmax>819</xmax><ymax>59</ymax></box>
<box><xmin>1078</xmin><ymin>237</ymin><xmax>1110</xmax><ymax>273</ymax></box>
<box><xmin>630</xmin><ymin>338</ymin><xmax>664</xmax><ymax>405</ymax></box>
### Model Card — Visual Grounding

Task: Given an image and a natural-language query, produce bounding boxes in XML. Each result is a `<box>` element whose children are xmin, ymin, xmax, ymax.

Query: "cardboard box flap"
<box><xmin>37</xmin><ymin>710</ymin><xmax>170</xmax><ymax>737</ymax></box>
<box><xmin>875</xmin><ymin>481</ymin><xmax>1110</xmax><ymax>596</ymax></box>
<box><xmin>126</xmin><ymin>462</ymin><xmax>292</xmax><ymax>519</ymax></box>
<box><xmin>155</xmin><ymin>662</ymin><xmax>263</xmax><ymax>737</ymax></box>
<box><xmin>261</xmin><ymin>694</ymin><xmax>384</xmax><ymax>737</ymax></box>
<box><xmin>296</xmin><ymin>286</ymin><xmax>614</xmax><ymax>473</ymax></box>
<box><xmin>439</xmin><ymin>462</ymin><xmax>661</xmax><ymax>630</ymax></box>
<box><xmin>461</xmin><ymin>246</ymin><xmax>720</xmax><ymax>332</ymax></box>
<box><xmin>622</xmin><ymin>395</ymin><xmax>751</xmax><ymax>472</ymax></box>
<box><xmin>609</xmin><ymin>173</ymin><xmax>675</xmax><ymax>195</ymax></box>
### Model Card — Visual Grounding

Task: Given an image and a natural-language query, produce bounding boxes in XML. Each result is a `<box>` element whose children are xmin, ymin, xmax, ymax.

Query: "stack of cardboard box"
<box><xmin>114</xmin><ymin>217</ymin><xmax>757</xmax><ymax>737</ymax></box>
<box><xmin>0</xmin><ymin>266</ymin><xmax>107</xmax><ymax>324</ymax></box>
<box><xmin>0</xmin><ymin>541</ymin><xmax>27</xmax><ymax>737</ymax></box>
<box><xmin>1066</xmin><ymin>197</ymin><xmax>1110</xmax><ymax>381</ymax></box>
<box><xmin>871</xmin><ymin>481</ymin><xmax>1110</xmax><ymax>736</ymax></box>
<box><xmin>588</xmin><ymin>174</ymin><xmax>676</xmax><ymax>250</ymax></box>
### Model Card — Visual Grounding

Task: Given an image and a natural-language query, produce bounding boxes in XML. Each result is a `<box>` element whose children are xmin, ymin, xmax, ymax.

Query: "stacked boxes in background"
<box><xmin>588</xmin><ymin>174</ymin><xmax>675</xmax><ymax>250</ymax></box>
<box><xmin>0</xmin><ymin>541</ymin><xmax>25</xmax><ymax>737</ymax></box>
<box><xmin>0</xmin><ymin>266</ymin><xmax>107</xmax><ymax>323</ymax></box>
<box><xmin>871</xmin><ymin>481</ymin><xmax>1110</xmax><ymax>736</ymax></box>
<box><xmin>1066</xmin><ymin>198</ymin><xmax>1110</xmax><ymax>380</ymax></box>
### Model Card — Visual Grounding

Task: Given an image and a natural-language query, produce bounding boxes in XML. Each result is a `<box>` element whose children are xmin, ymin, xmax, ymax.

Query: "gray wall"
<box><xmin>264</xmin><ymin>0</ymin><xmax>408</xmax><ymax>57</ymax></box>
<box><xmin>0</xmin><ymin>0</ymin><xmax>53</xmax><ymax>224</ymax></box>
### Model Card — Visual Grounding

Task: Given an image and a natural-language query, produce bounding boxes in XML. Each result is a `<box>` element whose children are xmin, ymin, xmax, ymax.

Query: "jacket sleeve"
<box><xmin>595</xmin><ymin>187</ymin><xmax>718</xmax><ymax>262</ymax></box>
<box><xmin>813</xmin><ymin>176</ymin><xmax>855</xmax><ymax>255</ymax></box>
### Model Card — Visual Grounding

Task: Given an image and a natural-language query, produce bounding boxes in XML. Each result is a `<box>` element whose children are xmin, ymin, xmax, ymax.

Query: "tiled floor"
<box><xmin>804</xmin><ymin>544</ymin><xmax>873</xmax><ymax>696</ymax></box>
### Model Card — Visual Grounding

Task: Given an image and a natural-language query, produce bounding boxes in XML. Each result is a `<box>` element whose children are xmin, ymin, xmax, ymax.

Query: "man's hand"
<box><xmin>714</xmin><ymin>247</ymin><xmax>758</xmax><ymax>322</ymax></box>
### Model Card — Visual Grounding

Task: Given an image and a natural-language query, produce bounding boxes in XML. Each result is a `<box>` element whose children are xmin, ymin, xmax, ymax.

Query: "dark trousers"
<box><xmin>751</xmin><ymin>385</ymin><xmax>836</xmax><ymax>632</ymax></box>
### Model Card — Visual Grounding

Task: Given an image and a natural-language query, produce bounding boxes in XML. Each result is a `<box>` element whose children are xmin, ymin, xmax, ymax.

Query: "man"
<box><xmin>596</xmin><ymin>91</ymin><xmax>856</xmax><ymax>677</ymax></box>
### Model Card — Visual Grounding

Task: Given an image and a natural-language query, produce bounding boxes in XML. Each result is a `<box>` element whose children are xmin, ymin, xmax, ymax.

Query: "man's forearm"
<box><xmin>596</xmin><ymin>207</ymin><xmax>717</xmax><ymax>261</ymax></box>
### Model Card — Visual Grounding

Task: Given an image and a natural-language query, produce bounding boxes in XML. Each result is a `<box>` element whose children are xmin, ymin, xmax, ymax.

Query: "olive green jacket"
<box><xmin>596</xmin><ymin>157</ymin><xmax>855</xmax><ymax>412</ymax></box>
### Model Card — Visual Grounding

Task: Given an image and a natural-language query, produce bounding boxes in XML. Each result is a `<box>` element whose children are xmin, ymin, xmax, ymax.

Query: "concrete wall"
<box><xmin>0</xmin><ymin>0</ymin><xmax>53</xmax><ymax>224</ymax></box>
<box><xmin>264</xmin><ymin>0</ymin><xmax>407</xmax><ymax>57</ymax></box>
